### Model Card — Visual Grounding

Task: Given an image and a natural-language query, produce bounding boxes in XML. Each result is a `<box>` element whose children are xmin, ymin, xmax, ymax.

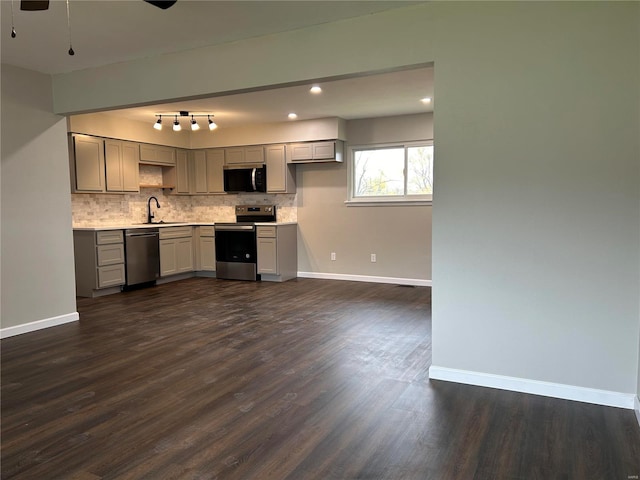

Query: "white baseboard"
<box><xmin>297</xmin><ymin>271</ymin><xmax>431</xmax><ymax>287</ymax></box>
<box><xmin>1</xmin><ymin>312</ymin><xmax>79</xmax><ymax>339</ymax></box>
<box><xmin>635</xmin><ymin>396</ymin><xmax>640</xmax><ymax>428</ymax></box>
<box><xmin>428</xmin><ymin>365</ymin><xmax>636</xmax><ymax>410</ymax></box>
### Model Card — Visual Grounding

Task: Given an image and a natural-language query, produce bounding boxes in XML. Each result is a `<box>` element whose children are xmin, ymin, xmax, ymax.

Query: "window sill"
<box><xmin>344</xmin><ymin>199</ymin><xmax>432</xmax><ymax>207</ymax></box>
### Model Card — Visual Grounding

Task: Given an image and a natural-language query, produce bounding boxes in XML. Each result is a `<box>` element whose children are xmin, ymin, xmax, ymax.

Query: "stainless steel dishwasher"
<box><xmin>124</xmin><ymin>228</ymin><xmax>160</xmax><ymax>287</ymax></box>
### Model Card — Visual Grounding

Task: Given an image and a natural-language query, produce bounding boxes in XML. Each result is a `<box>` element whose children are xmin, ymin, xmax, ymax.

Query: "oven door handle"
<box><xmin>215</xmin><ymin>225</ymin><xmax>255</xmax><ymax>231</ymax></box>
<box><xmin>251</xmin><ymin>168</ymin><xmax>257</xmax><ymax>191</ymax></box>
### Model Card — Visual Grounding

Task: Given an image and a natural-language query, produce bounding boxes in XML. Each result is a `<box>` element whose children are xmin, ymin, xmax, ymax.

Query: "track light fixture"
<box><xmin>153</xmin><ymin>111</ymin><xmax>217</xmax><ymax>132</ymax></box>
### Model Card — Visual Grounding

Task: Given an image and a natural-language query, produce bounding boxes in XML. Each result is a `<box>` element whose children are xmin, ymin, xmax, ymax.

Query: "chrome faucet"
<box><xmin>147</xmin><ymin>196</ymin><xmax>160</xmax><ymax>224</ymax></box>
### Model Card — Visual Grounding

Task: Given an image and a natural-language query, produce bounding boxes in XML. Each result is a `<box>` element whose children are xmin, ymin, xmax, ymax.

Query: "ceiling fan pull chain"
<box><xmin>10</xmin><ymin>0</ymin><xmax>17</xmax><ymax>38</ymax></box>
<box><xmin>66</xmin><ymin>0</ymin><xmax>75</xmax><ymax>55</ymax></box>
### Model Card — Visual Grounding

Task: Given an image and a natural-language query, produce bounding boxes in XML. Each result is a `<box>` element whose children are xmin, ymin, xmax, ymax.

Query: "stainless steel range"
<box><xmin>214</xmin><ymin>205</ymin><xmax>276</xmax><ymax>281</ymax></box>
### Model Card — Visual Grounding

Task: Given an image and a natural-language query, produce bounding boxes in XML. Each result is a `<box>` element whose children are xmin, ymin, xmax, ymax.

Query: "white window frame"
<box><xmin>346</xmin><ymin>140</ymin><xmax>434</xmax><ymax>206</ymax></box>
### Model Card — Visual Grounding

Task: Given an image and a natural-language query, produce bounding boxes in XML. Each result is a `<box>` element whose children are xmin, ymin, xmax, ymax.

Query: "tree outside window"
<box><xmin>351</xmin><ymin>143</ymin><xmax>433</xmax><ymax>202</ymax></box>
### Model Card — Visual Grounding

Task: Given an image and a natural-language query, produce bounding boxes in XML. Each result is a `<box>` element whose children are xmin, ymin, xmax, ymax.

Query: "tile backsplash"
<box><xmin>72</xmin><ymin>166</ymin><xmax>297</xmax><ymax>226</ymax></box>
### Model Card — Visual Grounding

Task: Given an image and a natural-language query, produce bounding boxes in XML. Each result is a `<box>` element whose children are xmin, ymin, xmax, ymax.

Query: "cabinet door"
<box><xmin>206</xmin><ymin>149</ymin><xmax>225</xmax><ymax>193</ymax></box>
<box><xmin>266</xmin><ymin>144</ymin><xmax>295</xmax><ymax>193</ymax></box>
<box><xmin>140</xmin><ymin>145</ymin><xmax>176</xmax><ymax>166</ymax></box>
<box><xmin>245</xmin><ymin>146</ymin><xmax>264</xmax><ymax>163</ymax></box>
<box><xmin>176</xmin><ymin>237</ymin><xmax>194</xmax><ymax>273</ymax></box>
<box><xmin>257</xmin><ymin>237</ymin><xmax>277</xmax><ymax>274</ymax></box>
<box><xmin>287</xmin><ymin>143</ymin><xmax>313</xmax><ymax>162</ymax></box>
<box><xmin>225</xmin><ymin>147</ymin><xmax>245</xmax><ymax>165</ymax></box>
<box><xmin>104</xmin><ymin>140</ymin><xmax>124</xmax><ymax>191</ymax></box>
<box><xmin>74</xmin><ymin>135</ymin><xmax>105</xmax><ymax>192</ymax></box>
<box><xmin>160</xmin><ymin>239</ymin><xmax>177</xmax><ymax>276</ymax></box>
<box><xmin>175</xmin><ymin>149</ymin><xmax>190</xmax><ymax>194</ymax></box>
<box><xmin>312</xmin><ymin>142</ymin><xmax>335</xmax><ymax>159</ymax></box>
<box><xmin>192</xmin><ymin>150</ymin><xmax>208</xmax><ymax>194</ymax></box>
<box><xmin>156</xmin><ymin>146</ymin><xmax>176</xmax><ymax>165</ymax></box>
<box><xmin>199</xmin><ymin>237</ymin><xmax>216</xmax><ymax>271</ymax></box>
<box><xmin>121</xmin><ymin>141</ymin><xmax>140</xmax><ymax>192</ymax></box>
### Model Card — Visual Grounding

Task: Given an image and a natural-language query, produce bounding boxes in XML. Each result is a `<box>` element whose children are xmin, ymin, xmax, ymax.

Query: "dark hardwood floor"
<box><xmin>2</xmin><ymin>277</ymin><xmax>639</xmax><ymax>479</ymax></box>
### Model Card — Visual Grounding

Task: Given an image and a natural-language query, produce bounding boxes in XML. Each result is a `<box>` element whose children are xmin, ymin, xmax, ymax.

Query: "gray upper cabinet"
<box><xmin>174</xmin><ymin>149</ymin><xmax>190</xmax><ymax>194</ymax></box>
<box><xmin>192</xmin><ymin>150</ymin><xmax>208</xmax><ymax>194</ymax></box>
<box><xmin>188</xmin><ymin>149</ymin><xmax>225</xmax><ymax>195</ymax></box>
<box><xmin>206</xmin><ymin>149</ymin><xmax>225</xmax><ymax>193</ymax></box>
<box><xmin>266</xmin><ymin>144</ymin><xmax>295</xmax><ymax>194</ymax></box>
<box><xmin>139</xmin><ymin>144</ymin><xmax>176</xmax><ymax>166</ymax></box>
<box><xmin>286</xmin><ymin>140</ymin><xmax>344</xmax><ymax>163</ymax></box>
<box><xmin>105</xmin><ymin>140</ymin><xmax>139</xmax><ymax>193</ymax></box>
<box><xmin>70</xmin><ymin>134</ymin><xmax>106</xmax><ymax>193</ymax></box>
<box><xmin>225</xmin><ymin>145</ymin><xmax>265</xmax><ymax>165</ymax></box>
<box><xmin>70</xmin><ymin>134</ymin><xmax>138</xmax><ymax>194</ymax></box>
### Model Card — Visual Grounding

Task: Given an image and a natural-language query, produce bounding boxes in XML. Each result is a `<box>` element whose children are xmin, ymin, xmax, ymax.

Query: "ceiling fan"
<box><xmin>11</xmin><ymin>0</ymin><xmax>178</xmax><ymax>54</ymax></box>
<box><xmin>19</xmin><ymin>0</ymin><xmax>177</xmax><ymax>10</ymax></box>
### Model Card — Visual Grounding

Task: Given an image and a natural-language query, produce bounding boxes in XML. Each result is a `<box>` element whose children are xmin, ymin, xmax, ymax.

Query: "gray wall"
<box><xmin>296</xmin><ymin>113</ymin><xmax>433</xmax><ymax>281</ymax></box>
<box><xmin>1</xmin><ymin>64</ymin><xmax>77</xmax><ymax>329</ymax></box>
<box><xmin>11</xmin><ymin>3</ymin><xmax>640</xmax><ymax>397</ymax></box>
<box><xmin>430</xmin><ymin>2</ymin><xmax>639</xmax><ymax>394</ymax></box>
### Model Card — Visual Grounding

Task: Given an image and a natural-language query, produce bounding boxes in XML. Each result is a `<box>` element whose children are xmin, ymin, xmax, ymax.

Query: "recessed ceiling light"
<box><xmin>288</xmin><ymin>113</ymin><xmax>298</xmax><ymax>120</ymax></box>
<box><xmin>421</xmin><ymin>97</ymin><xmax>432</xmax><ymax>104</ymax></box>
<box><xmin>310</xmin><ymin>85</ymin><xmax>322</xmax><ymax>94</ymax></box>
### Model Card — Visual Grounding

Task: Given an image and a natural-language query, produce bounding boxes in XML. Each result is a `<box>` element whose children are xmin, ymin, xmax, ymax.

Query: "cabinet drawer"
<box><xmin>159</xmin><ymin>226</ymin><xmax>193</xmax><ymax>239</ymax></box>
<box><xmin>257</xmin><ymin>226</ymin><xmax>276</xmax><ymax>238</ymax></box>
<box><xmin>96</xmin><ymin>230</ymin><xmax>123</xmax><ymax>245</ymax></box>
<box><xmin>97</xmin><ymin>264</ymin><xmax>125</xmax><ymax>288</ymax></box>
<box><xmin>97</xmin><ymin>244</ymin><xmax>125</xmax><ymax>266</ymax></box>
<box><xmin>199</xmin><ymin>226</ymin><xmax>215</xmax><ymax>237</ymax></box>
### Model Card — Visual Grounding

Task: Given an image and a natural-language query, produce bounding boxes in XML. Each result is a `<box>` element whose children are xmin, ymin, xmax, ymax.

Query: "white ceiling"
<box><xmin>106</xmin><ymin>67</ymin><xmax>434</xmax><ymax>128</ymax></box>
<box><xmin>1</xmin><ymin>0</ymin><xmax>432</xmax><ymax>127</ymax></box>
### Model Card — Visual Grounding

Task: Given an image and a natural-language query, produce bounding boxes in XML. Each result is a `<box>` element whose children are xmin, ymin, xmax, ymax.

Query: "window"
<box><xmin>348</xmin><ymin>141</ymin><xmax>433</xmax><ymax>204</ymax></box>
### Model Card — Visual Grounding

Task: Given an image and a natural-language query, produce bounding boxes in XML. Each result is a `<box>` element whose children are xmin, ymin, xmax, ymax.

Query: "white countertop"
<box><xmin>73</xmin><ymin>222</ymin><xmax>296</xmax><ymax>231</ymax></box>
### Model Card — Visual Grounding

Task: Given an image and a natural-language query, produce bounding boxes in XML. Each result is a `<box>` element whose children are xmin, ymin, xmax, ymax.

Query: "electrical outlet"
<box><xmin>331</xmin><ymin>252</ymin><xmax>336</xmax><ymax>261</ymax></box>
<box><xmin>370</xmin><ymin>253</ymin><xmax>377</xmax><ymax>263</ymax></box>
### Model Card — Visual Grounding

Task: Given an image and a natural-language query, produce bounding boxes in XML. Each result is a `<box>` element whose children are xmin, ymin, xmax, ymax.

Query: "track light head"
<box><xmin>191</xmin><ymin>116</ymin><xmax>200</xmax><ymax>131</ymax></box>
<box><xmin>153</xmin><ymin>116</ymin><xmax>162</xmax><ymax>130</ymax></box>
<box><xmin>173</xmin><ymin>115</ymin><xmax>181</xmax><ymax>131</ymax></box>
<box><xmin>208</xmin><ymin>115</ymin><xmax>218</xmax><ymax>131</ymax></box>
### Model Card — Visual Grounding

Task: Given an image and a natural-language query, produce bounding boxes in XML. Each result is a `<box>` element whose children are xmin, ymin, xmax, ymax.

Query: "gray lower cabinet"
<box><xmin>159</xmin><ymin>226</ymin><xmax>194</xmax><ymax>276</ymax></box>
<box><xmin>196</xmin><ymin>226</ymin><xmax>216</xmax><ymax>272</ymax></box>
<box><xmin>257</xmin><ymin>224</ymin><xmax>297</xmax><ymax>281</ymax></box>
<box><xmin>73</xmin><ymin>229</ymin><xmax>126</xmax><ymax>297</ymax></box>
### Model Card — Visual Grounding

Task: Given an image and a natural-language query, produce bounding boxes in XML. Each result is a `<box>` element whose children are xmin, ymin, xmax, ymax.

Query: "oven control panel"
<box><xmin>235</xmin><ymin>205</ymin><xmax>276</xmax><ymax>222</ymax></box>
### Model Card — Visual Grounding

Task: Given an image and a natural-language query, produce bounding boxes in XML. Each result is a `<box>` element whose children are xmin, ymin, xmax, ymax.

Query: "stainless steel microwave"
<box><xmin>223</xmin><ymin>165</ymin><xmax>267</xmax><ymax>193</ymax></box>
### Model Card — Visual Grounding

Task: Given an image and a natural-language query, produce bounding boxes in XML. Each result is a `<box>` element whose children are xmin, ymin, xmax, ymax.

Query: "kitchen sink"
<box><xmin>135</xmin><ymin>221</ymin><xmax>185</xmax><ymax>225</ymax></box>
